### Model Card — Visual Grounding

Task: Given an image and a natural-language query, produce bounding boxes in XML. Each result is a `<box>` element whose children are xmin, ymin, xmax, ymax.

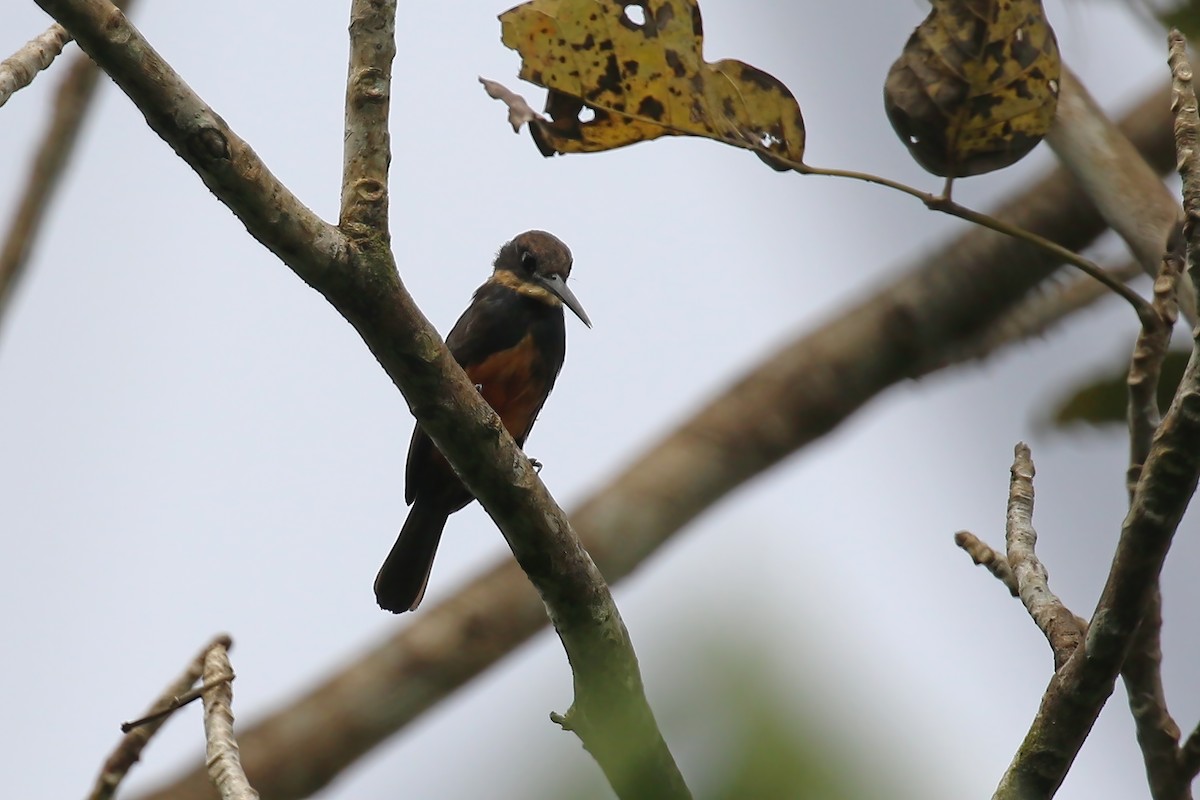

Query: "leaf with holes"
<box><xmin>884</xmin><ymin>0</ymin><xmax>1060</xmax><ymax>178</ymax></box>
<box><xmin>496</xmin><ymin>0</ymin><xmax>805</xmax><ymax>169</ymax></box>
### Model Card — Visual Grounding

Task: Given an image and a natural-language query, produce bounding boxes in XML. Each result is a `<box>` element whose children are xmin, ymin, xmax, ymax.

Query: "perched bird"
<box><xmin>374</xmin><ymin>230</ymin><xmax>591</xmax><ymax>613</ymax></box>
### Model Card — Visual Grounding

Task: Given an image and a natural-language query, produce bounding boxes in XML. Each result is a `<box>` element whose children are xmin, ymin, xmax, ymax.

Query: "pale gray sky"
<box><xmin>1</xmin><ymin>2</ymin><xmax>1192</xmax><ymax>798</ymax></box>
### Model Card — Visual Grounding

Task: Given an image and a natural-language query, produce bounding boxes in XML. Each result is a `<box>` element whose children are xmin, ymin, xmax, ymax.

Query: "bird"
<box><xmin>374</xmin><ymin>230</ymin><xmax>591</xmax><ymax>613</ymax></box>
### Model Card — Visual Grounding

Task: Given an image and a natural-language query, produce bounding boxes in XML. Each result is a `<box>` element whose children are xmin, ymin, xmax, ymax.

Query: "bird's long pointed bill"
<box><xmin>540</xmin><ymin>274</ymin><xmax>592</xmax><ymax>328</ymax></box>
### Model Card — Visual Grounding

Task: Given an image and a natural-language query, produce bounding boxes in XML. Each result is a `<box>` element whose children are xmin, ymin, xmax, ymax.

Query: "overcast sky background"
<box><xmin>1</xmin><ymin>1</ymin><xmax>1194</xmax><ymax>798</ymax></box>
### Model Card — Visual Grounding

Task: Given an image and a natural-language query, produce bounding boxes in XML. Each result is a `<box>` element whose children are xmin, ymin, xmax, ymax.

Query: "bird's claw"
<box><xmin>529</xmin><ymin>457</ymin><xmax>543</xmax><ymax>473</ymax></box>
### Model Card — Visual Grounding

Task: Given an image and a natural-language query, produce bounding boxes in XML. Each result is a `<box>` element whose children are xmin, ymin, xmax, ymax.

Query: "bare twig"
<box><xmin>993</xmin><ymin>32</ymin><xmax>1200</xmax><ymax>799</ymax></box>
<box><xmin>1128</xmin><ymin>231</ymin><xmax>1184</xmax><ymax>496</ymax></box>
<box><xmin>954</xmin><ymin>530</ymin><xmax>1018</xmax><ymax>596</ymax></box>
<box><xmin>0</xmin><ymin>24</ymin><xmax>72</xmax><ymax>108</ymax></box>
<box><xmin>86</xmin><ymin>634</ymin><xmax>232</xmax><ymax>800</ymax></box>
<box><xmin>135</xmin><ymin>80</ymin><xmax>1180</xmax><ymax>800</ymax></box>
<box><xmin>1004</xmin><ymin>444</ymin><xmax>1082</xmax><ymax>671</ymax></box>
<box><xmin>121</xmin><ymin>673</ymin><xmax>235</xmax><ymax>733</ymax></box>
<box><xmin>0</xmin><ymin>0</ymin><xmax>138</xmax><ymax>331</ymax></box>
<box><xmin>200</xmin><ymin>643</ymin><xmax>256</xmax><ymax>800</ymax></box>
<box><xmin>1049</xmin><ymin>66</ymin><xmax>1194</xmax><ymax>321</ymax></box>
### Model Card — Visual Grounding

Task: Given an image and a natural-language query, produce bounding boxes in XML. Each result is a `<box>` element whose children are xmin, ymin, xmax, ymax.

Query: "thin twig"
<box><xmin>201</xmin><ymin>643</ymin><xmax>256</xmax><ymax>800</ymax></box>
<box><xmin>1004</xmin><ymin>444</ymin><xmax>1082</xmax><ymax>671</ymax></box>
<box><xmin>1121</xmin><ymin>228</ymin><xmax>1187</xmax><ymax>800</ymax></box>
<box><xmin>86</xmin><ymin>634</ymin><xmax>232</xmax><ymax>800</ymax></box>
<box><xmin>0</xmin><ymin>24</ymin><xmax>72</xmax><ymax>108</ymax></box>
<box><xmin>954</xmin><ymin>530</ymin><xmax>1018</xmax><ymax>596</ymax></box>
<box><xmin>121</xmin><ymin>673</ymin><xmax>236</xmax><ymax>733</ymax></box>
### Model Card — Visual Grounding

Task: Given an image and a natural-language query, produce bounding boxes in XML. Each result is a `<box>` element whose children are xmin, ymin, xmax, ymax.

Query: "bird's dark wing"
<box><xmin>404</xmin><ymin>285</ymin><xmax>531</xmax><ymax>506</ymax></box>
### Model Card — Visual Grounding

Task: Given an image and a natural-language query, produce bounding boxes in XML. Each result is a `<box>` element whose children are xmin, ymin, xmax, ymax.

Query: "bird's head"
<box><xmin>493</xmin><ymin>230</ymin><xmax>591</xmax><ymax>328</ymax></box>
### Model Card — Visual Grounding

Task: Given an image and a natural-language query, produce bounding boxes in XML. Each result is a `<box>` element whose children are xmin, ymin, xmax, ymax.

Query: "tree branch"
<box><xmin>993</xmin><ymin>32</ymin><xmax>1200</xmax><ymax>799</ymax></box>
<box><xmin>1122</xmin><ymin>226</ymin><xmax>1187</xmax><ymax>800</ymax></box>
<box><xmin>34</xmin><ymin>1</ymin><xmax>689</xmax><ymax>797</ymax></box>
<box><xmin>0</xmin><ymin>23</ymin><xmax>72</xmax><ymax>108</ymax></box>
<box><xmin>954</xmin><ymin>530</ymin><xmax>1018</xmax><ymax>596</ymax></box>
<box><xmin>86</xmin><ymin>635</ymin><xmax>232</xmax><ymax>800</ymax></box>
<box><xmin>1004</xmin><ymin>444</ymin><xmax>1083</xmax><ymax>671</ymax></box>
<box><xmin>340</xmin><ymin>0</ymin><xmax>392</xmax><ymax>237</ymax></box>
<box><xmin>200</xmin><ymin>642</ymin><xmax>255</xmax><ymax>800</ymax></box>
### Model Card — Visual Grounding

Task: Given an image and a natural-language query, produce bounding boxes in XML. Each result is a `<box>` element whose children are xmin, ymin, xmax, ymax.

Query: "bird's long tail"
<box><xmin>374</xmin><ymin>499</ymin><xmax>449</xmax><ymax>613</ymax></box>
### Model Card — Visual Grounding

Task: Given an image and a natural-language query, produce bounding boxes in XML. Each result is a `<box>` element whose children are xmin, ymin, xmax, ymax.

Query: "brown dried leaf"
<box><xmin>884</xmin><ymin>0</ymin><xmax>1061</xmax><ymax>178</ymax></box>
<box><xmin>497</xmin><ymin>0</ymin><xmax>805</xmax><ymax>168</ymax></box>
<box><xmin>480</xmin><ymin>76</ymin><xmax>545</xmax><ymax>132</ymax></box>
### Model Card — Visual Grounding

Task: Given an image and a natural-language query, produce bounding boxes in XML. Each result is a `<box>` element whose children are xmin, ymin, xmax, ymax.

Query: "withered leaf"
<box><xmin>497</xmin><ymin>0</ymin><xmax>805</xmax><ymax>168</ymax></box>
<box><xmin>884</xmin><ymin>0</ymin><xmax>1061</xmax><ymax>178</ymax></box>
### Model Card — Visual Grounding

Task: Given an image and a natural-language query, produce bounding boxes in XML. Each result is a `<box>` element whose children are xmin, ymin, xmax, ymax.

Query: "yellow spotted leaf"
<box><xmin>884</xmin><ymin>0</ymin><xmax>1061</xmax><ymax>178</ymax></box>
<box><xmin>498</xmin><ymin>0</ymin><xmax>805</xmax><ymax>169</ymax></box>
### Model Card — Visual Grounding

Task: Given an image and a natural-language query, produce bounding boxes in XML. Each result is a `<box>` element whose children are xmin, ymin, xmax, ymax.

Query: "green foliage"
<box><xmin>1047</xmin><ymin>348</ymin><xmax>1189</xmax><ymax>428</ymax></box>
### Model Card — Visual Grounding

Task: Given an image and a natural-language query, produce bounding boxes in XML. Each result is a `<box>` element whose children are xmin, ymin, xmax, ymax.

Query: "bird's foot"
<box><xmin>528</xmin><ymin>457</ymin><xmax>543</xmax><ymax>473</ymax></box>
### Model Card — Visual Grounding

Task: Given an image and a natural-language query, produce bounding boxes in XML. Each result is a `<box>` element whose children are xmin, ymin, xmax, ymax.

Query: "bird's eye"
<box><xmin>520</xmin><ymin>250</ymin><xmax>537</xmax><ymax>272</ymax></box>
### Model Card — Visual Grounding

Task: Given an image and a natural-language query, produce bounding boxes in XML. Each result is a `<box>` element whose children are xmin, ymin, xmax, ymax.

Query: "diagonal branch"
<box><xmin>0</xmin><ymin>23</ymin><xmax>72</xmax><ymax>108</ymax></box>
<box><xmin>35</xmin><ymin>1</ymin><xmax>689</xmax><ymax>797</ymax></box>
